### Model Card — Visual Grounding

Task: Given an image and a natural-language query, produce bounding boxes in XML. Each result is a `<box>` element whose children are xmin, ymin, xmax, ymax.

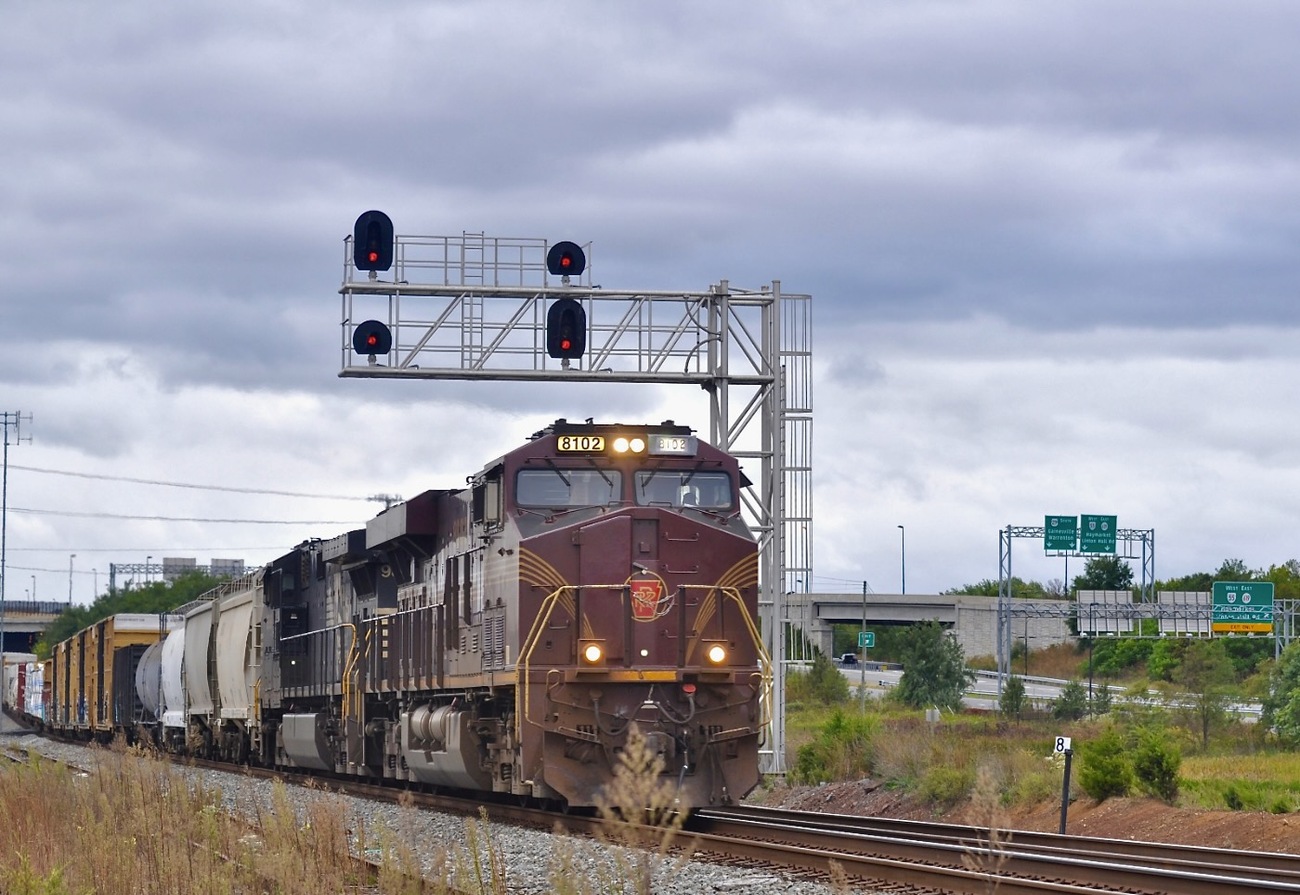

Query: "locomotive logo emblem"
<box><xmin>627</xmin><ymin>571</ymin><xmax>672</xmax><ymax>621</ymax></box>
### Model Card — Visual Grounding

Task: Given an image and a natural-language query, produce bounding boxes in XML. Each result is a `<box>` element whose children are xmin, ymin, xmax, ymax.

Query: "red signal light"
<box><xmin>353</xmin><ymin>210</ymin><xmax>394</xmax><ymax>272</ymax></box>
<box><xmin>351</xmin><ymin>320</ymin><xmax>392</xmax><ymax>356</ymax></box>
<box><xmin>546</xmin><ymin>297</ymin><xmax>586</xmax><ymax>359</ymax></box>
<box><xmin>546</xmin><ymin>241</ymin><xmax>586</xmax><ymax>277</ymax></box>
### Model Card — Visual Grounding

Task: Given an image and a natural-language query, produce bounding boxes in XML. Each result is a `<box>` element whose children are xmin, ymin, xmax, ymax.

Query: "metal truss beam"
<box><xmin>997</xmin><ymin>524</ymin><xmax>1154</xmax><ymax>691</ymax></box>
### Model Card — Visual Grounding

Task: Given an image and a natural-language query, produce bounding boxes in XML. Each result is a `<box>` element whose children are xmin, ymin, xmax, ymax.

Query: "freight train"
<box><xmin>13</xmin><ymin>420</ymin><xmax>770</xmax><ymax>809</ymax></box>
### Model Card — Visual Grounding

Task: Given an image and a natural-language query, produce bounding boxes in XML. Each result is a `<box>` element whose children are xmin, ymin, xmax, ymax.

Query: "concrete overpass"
<box><xmin>0</xmin><ymin>600</ymin><xmax>68</xmax><ymax>654</ymax></box>
<box><xmin>787</xmin><ymin>592</ymin><xmax>1073</xmax><ymax>660</ymax></box>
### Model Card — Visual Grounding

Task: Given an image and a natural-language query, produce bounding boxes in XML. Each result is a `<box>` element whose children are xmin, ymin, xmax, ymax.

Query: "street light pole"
<box><xmin>860</xmin><ymin>580</ymin><xmax>868</xmax><ymax>710</ymax></box>
<box><xmin>898</xmin><ymin>525</ymin><xmax>906</xmax><ymax>595</ymax></box>
<box><xmin>68</xmin><ymin>554</ymin><xmax>76</xmax><ymax>605</ymax></box>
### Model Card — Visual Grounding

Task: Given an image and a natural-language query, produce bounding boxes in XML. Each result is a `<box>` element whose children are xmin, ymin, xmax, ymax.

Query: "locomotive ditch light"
<box><xmin>580</xmin><ymin>640</ymin><xmax>605</xmax><ymax>666</ymax></box>
<box><xmin>704</xmin><ymin>642</ymin><xmax>728</xmax><ymax>665</ymax></box>
<box><xmin>612</xmin><ymin>436</ymin><xmax>646</xmax><ymax>454</ymax></box>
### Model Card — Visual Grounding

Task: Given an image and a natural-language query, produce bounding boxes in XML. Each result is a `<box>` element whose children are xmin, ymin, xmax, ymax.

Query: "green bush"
<box><xmin>786</xmin><ymin>653</ymin><xmax>850</xmax><ymax>706</ymax></box>
<box><xmin>1090</xmin><ymin>636</ymin><xmax>1154</xmax><ymax>678</ymax></box>
<box><xmin>1132</xmin><ymin>729</ymin><xmax>1180</xmax><ymax>803</ymax></box>
<box><xmin>999</xmin><ymin>675</ymin><xmax>1027</xmax><ymax>719</ymax></box>
<box><xmin>1078</xmin><ymin>728</ymin><xmax>1133</xmax><ymax>801</ymax></box>
<box><xmin>1208</xmin><ymin>780</ymin><xmax>1292</xmax><ymax>812</ymax></box>
<box><xmin>789</xmin><ymin>710</ymin><xmax>878</xmax><ymax>785</ymax></box>
<box><xmin>1003</xmin><ymin>759</ymin><xmax>1061</xmax><ymax>806</ymax></box>
<box><xmin>1051</xmin><ymin>680</ymin><xmax>1088</xmax><ymax>721</ymax></box>
<box><xmin>1224</xmin><ymin>785</ymin><xmax>1244</xmax><ymax>811</ymax></box>
<box><xmin>917</xmin><ymin>765</ymin><xmax>974</xmax><ymax>808</ymax></box>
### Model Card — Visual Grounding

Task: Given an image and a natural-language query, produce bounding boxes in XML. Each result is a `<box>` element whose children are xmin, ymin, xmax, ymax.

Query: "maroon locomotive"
<box><xmin>270</xmin><ymin>418</ymin><xmax>768</xmax><ymax>808</ymax></box>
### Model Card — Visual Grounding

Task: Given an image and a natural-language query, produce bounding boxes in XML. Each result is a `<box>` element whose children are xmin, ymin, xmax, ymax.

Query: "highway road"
<box><xmin>835</xmin><ymin>663</ymin><xmax>1262</xmax><ymax>718</ymax></box>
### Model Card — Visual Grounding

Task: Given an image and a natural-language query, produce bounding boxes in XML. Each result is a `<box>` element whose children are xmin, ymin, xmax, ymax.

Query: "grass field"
<box><xmin>783</xmin><ymin>643</ymin><xmax>1300</xmax><ymax>816</ymax></box>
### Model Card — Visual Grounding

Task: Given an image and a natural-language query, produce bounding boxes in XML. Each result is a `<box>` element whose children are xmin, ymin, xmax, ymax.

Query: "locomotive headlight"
<box><xmin>705</xmin><ymin>643</ymin><xmax>728</xmax><ymax>665</ymax></box>
<box><xmin>581</xmin><ymin>641</ymin><xmax>604</xmax><ymax>664</ymax></box>
<box><xmin>612</xmin><ymin>436</ymin><xmax>647</xmax><ymax>454</ymax></box>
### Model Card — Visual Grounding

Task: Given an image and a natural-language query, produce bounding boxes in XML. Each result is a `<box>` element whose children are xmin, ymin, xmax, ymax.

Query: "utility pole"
<box><xmin>1</xmin><ymin>411</ymin><xmax>32</xmax><ymax>659</ymax></box>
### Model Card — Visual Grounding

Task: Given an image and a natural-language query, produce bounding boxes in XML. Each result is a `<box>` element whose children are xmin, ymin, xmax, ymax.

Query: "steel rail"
<box><xmin>690</xmin><ymin>805</ymin><xmax>1300</xmax><ymax>893</ymax></box>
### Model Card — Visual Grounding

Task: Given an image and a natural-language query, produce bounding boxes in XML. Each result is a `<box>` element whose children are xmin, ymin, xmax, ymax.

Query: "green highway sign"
<box><xmin>1044</xmin><ymin>515</ymin><xmax>1078</xmax><ymax>551</ymax></box>
<box><xmin>1079</xmin><ymin>514</ymin><xmax>1117</xmax><ymax>553</ymax></box>
<box><xmin>858</xmin><ymin>631</ymin><xmax>876</xmax><ymax>649</ymax></box>
<box><xmin>1212</xmin><ymin>581</ymin><xmax>1274</xmax><ymax>633</ymax></box>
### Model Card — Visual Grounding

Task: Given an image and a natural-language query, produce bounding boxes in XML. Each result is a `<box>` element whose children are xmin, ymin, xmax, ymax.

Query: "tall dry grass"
<box><xmin>0</xmin><ymin>746</ymin><xmax>467</xmax><ymax>895</ymax></box>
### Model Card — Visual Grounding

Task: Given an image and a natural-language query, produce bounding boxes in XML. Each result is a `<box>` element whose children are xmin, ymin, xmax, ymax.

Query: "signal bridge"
<box><xmin>337</xmin><ymin>222</ymin><xmax>812</xmax><ymax>775</ymax></box>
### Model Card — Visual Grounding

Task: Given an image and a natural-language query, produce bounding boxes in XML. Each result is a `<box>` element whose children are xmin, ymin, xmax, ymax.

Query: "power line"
<box><xmin>8</xmin><ymin>464</ymin><xmax>370</xmax><ymax>501</ymax></box>
<box><xmin>8</xmin><ymin>546</ymin><xmax>271</xmax><ymax>552</ymax></box>
<box><xmin>813</xmin><ymin>575</ymin><xmax>877</xmax><ymax>593</ymax></box>
<box><xmin>9</xmin><ymin>507</ymin><xmax>359</xmax><ymax>525</ymax></box>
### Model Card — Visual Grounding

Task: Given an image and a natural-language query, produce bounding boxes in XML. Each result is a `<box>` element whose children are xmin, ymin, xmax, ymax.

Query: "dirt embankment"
<box><xmin>750</xmin><ymin>779</ymin><xmax>1300</xmax><ymax>854</ymax></box>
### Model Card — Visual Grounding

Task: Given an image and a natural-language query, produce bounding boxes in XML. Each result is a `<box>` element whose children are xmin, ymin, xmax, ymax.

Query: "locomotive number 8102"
<box><xmin>556</xmin><ymin>434</ymin><xmax>605</xmax><ymax>452</ymax></box>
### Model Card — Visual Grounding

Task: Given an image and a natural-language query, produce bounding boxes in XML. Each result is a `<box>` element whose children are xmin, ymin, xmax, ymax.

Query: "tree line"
<box><xmin>33</xmin><ymin>571</ymin><xmax>225</xmax><ymax>658</ymax></box>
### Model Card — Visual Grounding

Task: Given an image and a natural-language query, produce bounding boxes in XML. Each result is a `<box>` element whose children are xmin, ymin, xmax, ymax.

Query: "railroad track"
<box><xmin>235</xmin><ymin>763</ymin><xmax>1300</xmax><ymax>893</ymax></box>
<box><xmin>686</xmin><ymin>804</ymin><xmax>1300</xmax><ymax>893</ymax></box>
<box><xmin>22</xmin><ymin>735</ymin><xmax>1300</xmax><ymax>893</ymax></box>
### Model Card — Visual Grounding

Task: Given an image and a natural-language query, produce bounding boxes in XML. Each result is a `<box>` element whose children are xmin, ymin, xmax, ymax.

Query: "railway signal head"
<box><xmin>352</xmin><ymin>320</ymin><xmax>392</xmax><ymax>356</ymax></box>
<box><xmin>546</xmin><ymin>240</ymin><xmax>586</xmax><ymax>278</ymax></box>
<box><xmin>353</xmin><ymin>210</ymin><xmax>394</xmax><ymax>272</ymax></box>
<box><xmin>546</xmin><ymin>297</ymin><xmax>586</xmax><ymax>359</ymax></box>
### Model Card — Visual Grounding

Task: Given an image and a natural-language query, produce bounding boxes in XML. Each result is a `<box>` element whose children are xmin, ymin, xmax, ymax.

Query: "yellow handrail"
<box><xmin>514</xmin><ymin>586</ymin><xmax>569</xmax><ymax>742</ymax></box>
<box><xmin>679</xmin><ymin>584</ymin><xmax>774</xmax><ymax>727</ymax></box>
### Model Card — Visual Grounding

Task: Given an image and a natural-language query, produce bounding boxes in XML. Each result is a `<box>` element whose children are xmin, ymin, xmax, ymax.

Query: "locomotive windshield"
<box><xmin>635</xmin><ymin>470</ymin><xmax>732</xmax><ymax>508</ymax></box>
<box><xmin>514</xmin><ymin>467</ymin><xmax>733</xmax><ymax>509</ymax></box>
<box><xmin>516</xmin><ymin>468</ymin><xmax>621</xmax><ymax>507</ymax></box>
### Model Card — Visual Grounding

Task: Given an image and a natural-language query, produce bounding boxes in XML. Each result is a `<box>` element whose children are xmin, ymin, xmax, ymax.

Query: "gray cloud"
<box><xmin>5</xmin><ymin>1</ymin><xmax>1300</xmax><ymax>601</ymax></box>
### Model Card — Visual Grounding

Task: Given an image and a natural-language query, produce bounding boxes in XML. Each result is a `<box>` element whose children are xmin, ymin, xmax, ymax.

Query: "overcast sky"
<box><xmin>3</xmin><ymin>2</ymin><xmax>1300</xmax><ymax>607</ymax></box>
